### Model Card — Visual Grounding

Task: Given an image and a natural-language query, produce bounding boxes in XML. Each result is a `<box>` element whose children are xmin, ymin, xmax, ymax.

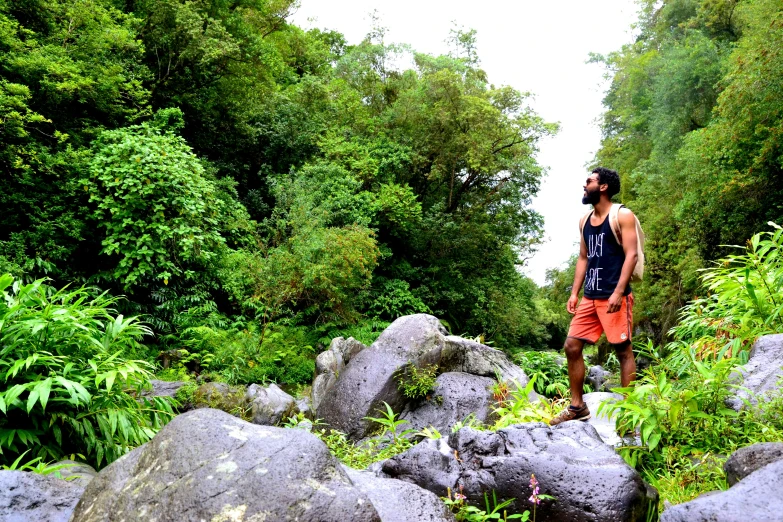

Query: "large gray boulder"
<box><xmin>726</xmin><ymin>334</ymin><xmax>783</xmax><ymax>410</ymax></box>
<box><xmin>399</xmin><ymin>372</ymin><xmax>496</xmax><ymax>435</ymax></box>
<box><xmin>0</xmin><ymin>470</ymin><xmax>84</xmax><ymax>522</ymax></box>
<box><xmin>723</xmin><ymin>442</ymin><xmax>783</xmax><ymax>486</ymax></box>
<box><xmin>317</xmin><ymin>314</ymin><xmax>532</xmax><ymax>440</ymax></box>
<box><xmin>344</xmin><ymin>467</ymin><xmax>456</xmax><ymax>522</ymax></box>
<box><xmin>71</xmin><ymin>408</ymin><xmax>380</xmax><ymax>522</ymax></box>
<box><xmin>317</xmin><ymin>315</ymin><xmax>450</xmax><ymax>439</ymax></box>
<box><xmin>383</xmin><ymin>421</ymin><xmax>657</xmax><ymax>522</ymax></box>
<box><xmin>661</xmin><ymin>459</ymin><xmax>783</xmax><ymax>521</ymax></box>
<box><xmin>245</xmin><ymin>382</ymin><xmax>297</xmax><ymax>425</ymax></box>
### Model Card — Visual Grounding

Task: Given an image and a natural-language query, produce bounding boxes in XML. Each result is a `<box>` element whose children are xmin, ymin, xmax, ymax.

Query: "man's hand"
<box><xmin>606</xmin><ymin>291</ymin><xmax>623</xmax><ymax>314</ymax></box>
<box><xmin>567</xmin><ymin>294</ymin><xmax>579</xmax><ymax>315</ymax></box>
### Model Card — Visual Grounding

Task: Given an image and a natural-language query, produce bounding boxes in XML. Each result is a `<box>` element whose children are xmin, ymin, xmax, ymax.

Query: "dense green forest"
<box><xmin>0</xmin><ymin>0</ymin><xmax>570</xmax><ymax>371</ymax></box>
<box><xmin>2</xmin><ymin>0</ymin><xmax>783</xmax><ymax>515</ymax></box>
<box><xmin>593</xmin><ymin>0</ymin><xmax>783</xmax><ymax>340</ymax></box>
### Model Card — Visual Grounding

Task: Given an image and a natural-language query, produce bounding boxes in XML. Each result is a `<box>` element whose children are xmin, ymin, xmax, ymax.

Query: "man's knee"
<box><xmin>563</xmin><ymin>338</ymin><xmax>584</xmax><ymax>360</ymax></box>
<box><xmin>613</xmin><ymin>341</ymin><xmax>633</xmax><ymax>359</ymax></box>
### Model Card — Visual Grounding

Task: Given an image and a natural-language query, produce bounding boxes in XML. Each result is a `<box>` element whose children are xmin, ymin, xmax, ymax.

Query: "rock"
<box><xmin>440</xmin><ymin>336</ymin><xmax>533</xmax><ymax>395</ymax></box>
<box><xmin>723</xmin><ymin>442</ymin><xmax>783</xmax><ymax>486</ymax></box>
<box><xmin>245</xmin><ymin>382</ymin><xmax>297</xmax><ymax>426</ymax></box>
<box><xmin>51</xmin><ymin>459</ymin><xmax>97</xmax><ymax>488</ymax></box>
<box><xmin>71</xmin><ymin>408</ymin><xmax>380</xmax><ymax>522</ymax></box>
<box><xmin>317</xmin><ymin>315</ymin><xmax>449</xmax><ymax>440</ymax></box>
<box><xmin>382</xmin><ymin>438</ymin><xmax>462</xmax><ymax>494</ymax></box>
<box><xmin>660</xmin><ymin>459</ymin><xmax>783</xmax><ymax>521</ymax></box>
<box><xmin>316</xmin><ymin>348</ymin><xmax>341</xmax><ymax>375</ymax></box>
<box><xmin>312</xmin><ymin>337</ymin><xmax>367</xmax><ymax>412</ymax></box>
<box><xmin>384</xmin><ymin>422</ymin><xmax>657</xmax><ymax>522</ymax></box>
<box><xmin>400</xmin><ymin>372</ymin><xmax>496</xmax><ymax>435</ymax></box>
<box><xmin>296</xmin><ymin>396</ymin><xmax>314</xmax><ymax>420</ymax></box>
<box><xmin>312</xmin><ymin>372</ymin><xmax>337</xmax><ymax>412</ymax></box>
<box><xmin>141</xmin><ymin>379</ymin><xmax>187</xmax><ymax>398</ymax></box>
<box><xmin>332</xmin><ymin>336</ymin><xmax>367</xmax><ymax>365</ymax></box>
<box><xmin>726</xmin><ymin>334</ymin><xmax>783</xmax><ymax>410</ymax></box>
<box><xmin>344</xmin><ymin>467</ymin><xmax>456</xmax><ymax>522</ymax></box>
<box><xmin>582</xmin><ymin>391</ymin><xmax>628</xmax><ymax>447</ymax></box>
<box><xmin>586</xmin><ymin>365</ymin><xmax>612</xmax><ymax>392</ymax></box>
<box><xmin>317</xmin><ymin>314</ymin><xmax>532</xmax><ymax>440</ymax></box>
<box><xmin>0</xmin><ymin>470</ymin><xmax>85</xmax><ymax>522</ymax></box>
<box><xmin>192</xmin><ymin>382</ymin><xmax>247</xmax><ymax>413</ymax></box>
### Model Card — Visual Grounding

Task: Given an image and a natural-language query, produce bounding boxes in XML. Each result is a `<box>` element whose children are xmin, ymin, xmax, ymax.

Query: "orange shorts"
<box><xmin>567</xmin><ymin>294</ymin><xmax>634</xmax><ymax>345</ymax></box>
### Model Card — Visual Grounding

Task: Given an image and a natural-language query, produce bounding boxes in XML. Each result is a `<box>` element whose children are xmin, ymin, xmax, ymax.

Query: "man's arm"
<box><xmin>606</xmin><ymin>208</ymin><xmax>638</xmax><ymax>314</ymax></box>
<box><xmin>568</xmin><ymin>235</ymin><xmax>589</xmax><ymax>314</ymax></box>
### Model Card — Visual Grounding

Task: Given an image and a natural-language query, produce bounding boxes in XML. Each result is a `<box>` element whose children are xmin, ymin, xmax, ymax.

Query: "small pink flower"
<box><xmin>454</xmin><ymin>492</ymin><xmax>467</xmax><ymax>501</ymax></box>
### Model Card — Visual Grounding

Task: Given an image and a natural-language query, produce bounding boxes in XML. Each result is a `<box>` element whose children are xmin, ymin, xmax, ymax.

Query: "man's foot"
<box><xmin>549</xmin><ymin>404</ymin><xmax>591</xmax><ymax>426</ymax></box>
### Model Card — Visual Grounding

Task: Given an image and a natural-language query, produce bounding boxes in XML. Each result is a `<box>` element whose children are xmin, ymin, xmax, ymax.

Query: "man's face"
<box><xmin>582</xmin><ymin>174</ymin><xmax>602</xmax><ymax>205</ymax></box>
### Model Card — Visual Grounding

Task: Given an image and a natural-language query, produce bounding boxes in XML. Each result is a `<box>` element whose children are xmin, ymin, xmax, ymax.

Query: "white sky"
<box><xmin>291</xmin><ymin>1</ymin><xmax>639</xmax><ymax>285</ymax></box>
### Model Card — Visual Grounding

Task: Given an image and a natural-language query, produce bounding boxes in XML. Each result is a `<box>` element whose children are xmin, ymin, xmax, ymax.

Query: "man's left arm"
<box><xmin>607</xmin><ymin>208</ymin><xmax>638</xmax><ymax>314</ymax></box>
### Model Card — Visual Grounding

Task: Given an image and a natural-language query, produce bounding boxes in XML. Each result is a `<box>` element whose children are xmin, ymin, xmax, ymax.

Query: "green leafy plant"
<box><xmin>669</xmin><ymin>223</ymin><xmax>783</xmax><ymax>361</ymax></box>
<box><xmin>396</xmin><ymin>363</ymin><xmax>438</xmax><ymax>400</ymax></box>
<box><xmin>514</xmin><ymin>351</ymin><xmax>572</xmax><ymax>397</ymax></box>
<box><xmin>492</xmin><ymin>377</ymin><xmax>567</xmax><ymax>429</ymax></box>
<box><xmin>365</xmin><ymin>402</ymin><xmax>415</xmax><ymax>444</ymax></box>
<box><xmin>0</xmin><ymin>275</ymin><xmax>175</xmax><ymax>468</ymax></box>
<box><xmin>0</xmin><ymin>449</ymin><xmax>78</xmax><ymax>478</ymax></box>
<box><xmin>443</xmin><ymin>488</ymin><xmax>530</xmax><ymax>521</ymax></box>
<box><xmin>84</xmin><ymin>108</ymin><xmax>227</xmax><ymax>289</ymax></box>
<box><xmin>451</xmin><ymin>413</ymin><xmax>484</xmax><ymax>433</ymax></box>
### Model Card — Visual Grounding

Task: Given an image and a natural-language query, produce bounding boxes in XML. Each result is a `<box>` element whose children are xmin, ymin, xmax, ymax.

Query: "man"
<box><xmin>549</xmin><ymin>167</ymin><xmax>638</xmax><ymax>425</ymax></box>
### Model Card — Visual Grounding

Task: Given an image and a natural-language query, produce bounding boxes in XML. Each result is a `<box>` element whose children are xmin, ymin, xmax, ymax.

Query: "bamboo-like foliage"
<box><xmin>0</xmin><ymin>275</ymin><xmax>174</xmax><ymax>468</ymax></box>
<box><xmin>669</xmin><ymin>222</ymin><xmax>783</xmax><ymax>361</ymax></box>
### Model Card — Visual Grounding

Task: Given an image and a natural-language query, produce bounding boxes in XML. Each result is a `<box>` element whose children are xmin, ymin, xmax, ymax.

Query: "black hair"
<box><xmin>592</xmin><ymin>167</ymin><xmax>620</xmax><ymax>199</ymax></box>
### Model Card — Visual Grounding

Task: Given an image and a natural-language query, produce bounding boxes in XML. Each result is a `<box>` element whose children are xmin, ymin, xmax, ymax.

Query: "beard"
<box><xmin>582</xmin><ymin>187</ymin><xmax>600</xmax><ymax>205</ymax></box>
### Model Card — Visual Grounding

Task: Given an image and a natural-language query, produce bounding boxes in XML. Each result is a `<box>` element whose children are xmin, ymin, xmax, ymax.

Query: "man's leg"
<box><xmin>613</xmin><ymin>341</ymin><xmax>636</xmax><ymax>387</ymax></box>
<box><xmin>564</xmin><ymin>336</ymin><xmax>587</xmax><ymax>406</ymax></box>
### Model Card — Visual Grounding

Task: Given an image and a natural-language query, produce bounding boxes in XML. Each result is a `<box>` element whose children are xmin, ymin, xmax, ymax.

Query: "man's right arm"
<box><xmin>568</xmin><ymin>236</ymin><xmax>588</xmax><ymax>314</ymax></box>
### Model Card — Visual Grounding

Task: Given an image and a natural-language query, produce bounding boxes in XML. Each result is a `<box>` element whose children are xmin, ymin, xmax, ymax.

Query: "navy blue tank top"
<box><xmin>583</xmin><ymin>212</ymin><xmax>631</xmax><ymax>299</ymax></box>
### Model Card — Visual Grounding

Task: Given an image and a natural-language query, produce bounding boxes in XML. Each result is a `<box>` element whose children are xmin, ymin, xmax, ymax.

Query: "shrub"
<box><xmin>396</xmin><ymin>363</ymin><xmax>438</xmax><ymax>399</ymax></box>
<box><xmin>0</xmin><ymin>275</ymin><xmax>174</xmax><ymax>468</ymax></box>
<box><xmin>669</xmin><ymin>222</ymin><xmax>783</xmax><ymax>361</ymax></box>
<box><xmin>161</xmin><ymin>323</ymin><xmax>315</xmax><ymax>386</ymax></box>
<box><xmin>514</xmin><ymin>351</ymin><xmax>572</xmax><ymax>397</ymax></box>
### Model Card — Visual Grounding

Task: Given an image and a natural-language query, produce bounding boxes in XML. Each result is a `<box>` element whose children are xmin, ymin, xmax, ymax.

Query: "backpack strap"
<box><xmin>608</xmin><ymin>203</ymin><xmax>624</xmax><ymax>245</ymax></box>
<box><xmin>579</xmin><ymin>210</ymin><xmax>593</xmax><ymax>238</ymax></box>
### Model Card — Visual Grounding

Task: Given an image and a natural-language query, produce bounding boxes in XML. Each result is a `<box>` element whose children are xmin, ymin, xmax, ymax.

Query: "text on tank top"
<box><xmin>583</xmin><ymin>212</ymin><xmax>631</xmax><ymax>299</ymax></box>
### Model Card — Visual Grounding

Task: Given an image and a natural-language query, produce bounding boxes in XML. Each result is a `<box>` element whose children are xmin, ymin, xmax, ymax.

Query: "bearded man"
<box><xmin>549</xmin><ymin>167</ymin><xmax>639</xmax><ymax>425</ymax></box>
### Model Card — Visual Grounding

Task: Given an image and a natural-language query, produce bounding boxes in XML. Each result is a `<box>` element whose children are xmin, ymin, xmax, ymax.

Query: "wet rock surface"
<box><xmin>723</xmin><ymin>442</ymin><xmax>783</xmax><ymax>486</ymax></box>
<box><xmin>383</xmin><ymin>421</ymin><xmax>657</xmax><ymax>522</ymax></box>
<box><xmin>71</xmin><ymin>408</ymin><xmax>380</xmax><ymax>522</ymax></box>
<box><xmin>660</xmin><ymin>459</ymin><xmax>783</xmax><ymax>521</ymax></box>
<box><xmin>0</xmin><ymin>470</ymin><xmax>85</xmax><ymax>522</ymax></box>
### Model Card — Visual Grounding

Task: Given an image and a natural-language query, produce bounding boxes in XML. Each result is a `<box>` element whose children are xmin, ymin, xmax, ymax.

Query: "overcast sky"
<box><xmin>291</xmin><ymin>1</ymin><xmax>639</xmax><ymax>284</ymax></box>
